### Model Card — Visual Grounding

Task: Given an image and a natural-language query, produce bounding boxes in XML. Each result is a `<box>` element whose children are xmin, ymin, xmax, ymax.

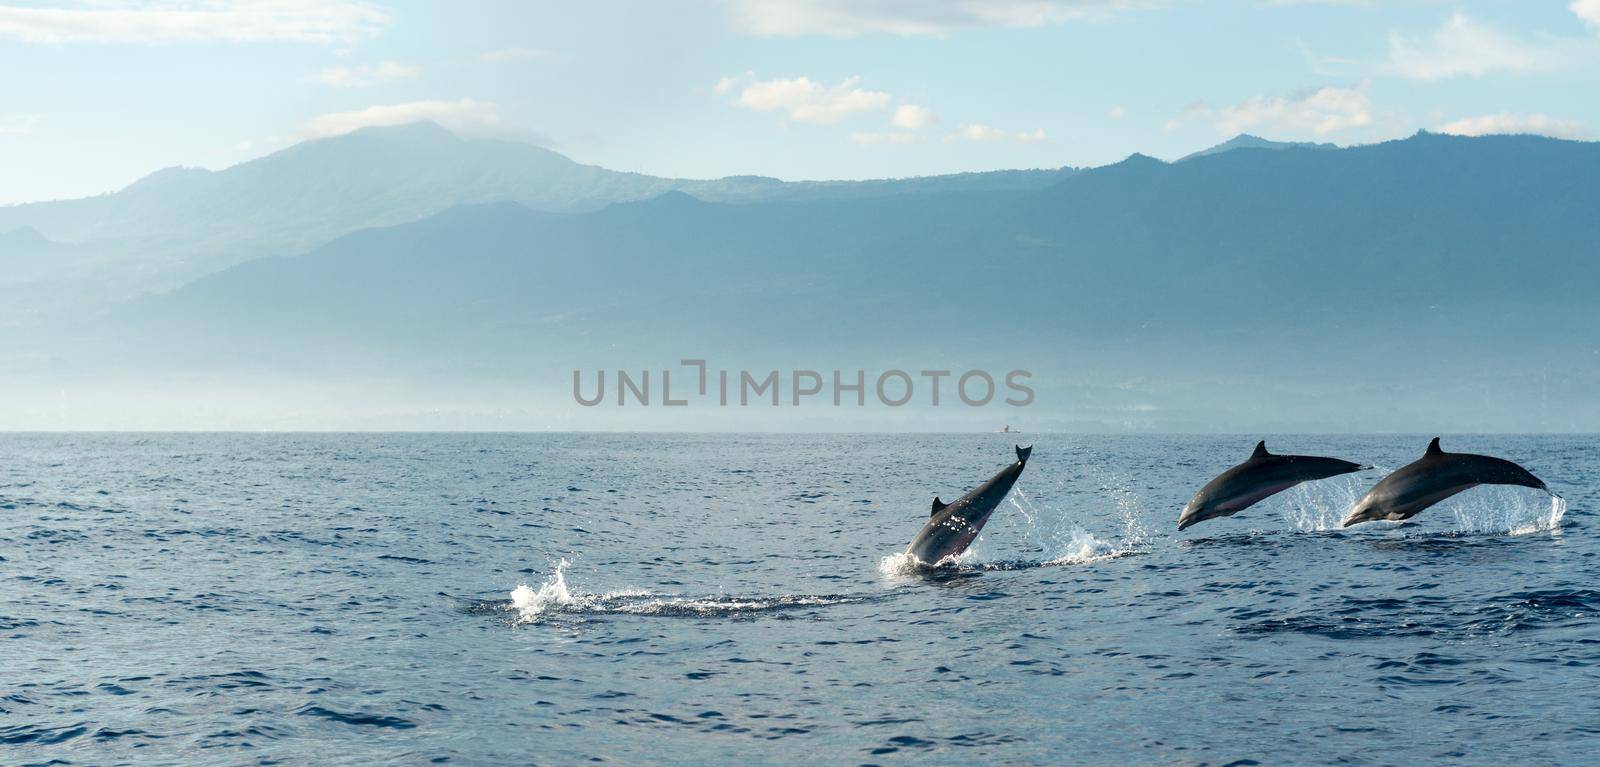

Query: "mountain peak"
<box><xmin>1180</xmin><ymin>134</ymin><xmax>1338</xmax><ymax>162</ymax></box>
<box><xmin>715</xmin><ymin>174</ymin><xmax>786</xmax><ymax>187</ymax></box>
<box><xmin>1101</xmin><ymin>152</ymin><xmax>1167</xmax><ymax>172</ymax></box>
<box><xmin>342</xmin><ymin>120</ymin><xmax>462</xmax><ymax>143</ymax></box>
<box><xmin>1</xmin><ymin>225</ymin><xmax>48</xmax><ymax>244</ymax></box>
<box><xmin>122</xmin><ymin>165</ymin><xmax>213</xmax><ymax>193</ymax></box>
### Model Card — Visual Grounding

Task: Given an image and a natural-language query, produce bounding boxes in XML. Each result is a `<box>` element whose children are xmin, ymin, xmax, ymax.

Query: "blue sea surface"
<box><xmin>1</xmin><ymin>433</ymin><xmax>1594</xmax><ymax>765</ymax></box>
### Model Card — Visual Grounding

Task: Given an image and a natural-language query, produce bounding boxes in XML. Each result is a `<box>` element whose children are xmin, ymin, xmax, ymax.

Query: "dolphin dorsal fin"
<box><xmin>931</xmin><ymin>497</ymin><xmax>947</xmax><ymax>516</ymax></box>
<box><xmin>1252</xmin><ymin>440</ymin><xmax>1270</xmax><ymax>459</ymax></box>
<box><xmin>1426</xmin><ymin>437</ymin><xmax>1443</xmax><ymax>456</ymax></box>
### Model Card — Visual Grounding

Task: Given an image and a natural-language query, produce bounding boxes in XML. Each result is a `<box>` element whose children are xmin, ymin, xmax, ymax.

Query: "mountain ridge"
<box><xmin>0</xmin><ymin>121</ymin><xmax>1083</xmax><ymax>327</ymax></box>
<box><xmin>45</xmin><ymin>127</ymin><xmax>1594</xmax><ymax>430</ymax></box>
<box><xmin>4</xmin><ymin>125</ymin><xmax>1600</xmax><ymax>429</ymax></box>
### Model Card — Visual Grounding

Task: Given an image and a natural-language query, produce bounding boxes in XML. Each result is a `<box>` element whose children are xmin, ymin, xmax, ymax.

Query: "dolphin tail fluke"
<box><xmin>1016</xmin><ymin>445</ymin><xmax>1032</xmax><ymax>464</ymax></box>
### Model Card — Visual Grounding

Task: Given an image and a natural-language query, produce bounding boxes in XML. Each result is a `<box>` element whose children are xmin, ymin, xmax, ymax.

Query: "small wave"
<box><xmin>0</xmin><ymin>722</ymin><xmax>89</xmax><ymax>746</ymax></box>
<box><xmin>295</xmin><ymin>704</ymin><xmax>417</xmax><ymax>730</ymax></box>
<box><xmin>507</xmin><ymin>561</ymin><xmax>862</xmax><ymax>624</ymax></box>
<box><xmin>1234</xmin><ymin>588</ymin><xmax>1598</xmax><ymax>640</ymax></box>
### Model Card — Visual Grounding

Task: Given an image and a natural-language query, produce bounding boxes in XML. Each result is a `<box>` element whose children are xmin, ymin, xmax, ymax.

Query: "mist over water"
<box><xmin>3</xmin><ymin>433</ymin><xmax>1594</xmax><ymax>765</ymax></box>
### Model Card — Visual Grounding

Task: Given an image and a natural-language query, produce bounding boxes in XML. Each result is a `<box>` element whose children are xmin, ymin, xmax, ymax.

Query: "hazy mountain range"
<box><xmin>0</xmin><ymin>122</ymin><xmax>1079</xmax><ymax>330</ymax></box>
<box><xmin>2</xmin><ymin>124</ymin><xmax>1595</xmax><ymax>430</ymax></box>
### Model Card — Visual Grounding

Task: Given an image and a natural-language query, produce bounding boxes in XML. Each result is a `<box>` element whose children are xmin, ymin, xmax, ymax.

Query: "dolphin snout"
<box><xmin>1176</xmin><ymin>504</ymin><xmax>1208</xmax><ymax>531</ymax></box>
<box><xmin>1340</xmin><ymin>507</ymin><xmax>1372</xmax><ymax>528</ymax></box>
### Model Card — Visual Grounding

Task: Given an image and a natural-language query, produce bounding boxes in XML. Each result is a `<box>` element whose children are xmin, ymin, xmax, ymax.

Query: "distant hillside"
<box><xmin>0</xmin><ymin>122</ymin><xmax>1079</xmax><ymax>247</ymax></box>
<box><xmin>0</xmin><ymin>122</ymin><xmax>1076</xmax><ymax>327</ymax></box>
<box><xmin>44</xmin><ymin>130</ymin><xmax>1599</xmax><ymax>431</ymax></box>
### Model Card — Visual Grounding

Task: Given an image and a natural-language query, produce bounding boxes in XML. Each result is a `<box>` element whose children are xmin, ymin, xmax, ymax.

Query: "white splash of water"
<box><xmin>877</xmin><ymin>546</ymin><xmax>978</xmax><ymax>578</ymax></box>
<box><xmin>1008</xmin><ymin>485</ymin><xmax>1143</xmax><ymax>565</ymax></box>
<box><xmin>1280</xmin><ymin>474</ymin><xmax>1370</xmax><ymax>532</ymax></box>
<box><xmin>1042</xmin><ymin>525</ymin><xmax>1119</xmax><ymax>565</ymax></box>
<box><xmin>511</xmin><ymin>561</ymin><xmax>858</xmax><ymax>622</ymax></box>
<box><xmin>1449</xmin><ymin>487</ymin><xmax>1567</xmax><ymax>535</ymax></box>
<box><xmin>509</xmin><ymin>559</ymin><xmax>577</xmax><ymax>623</ymax></box>
<box><xmin>1103</xmin><ymin>477</ymin><xmax>1154</xmax><ymax>549</ymax></box>
<box><xmin>877</xmin><ymin>550</ymin><xmax>924</xmax><ymax>578</ymax></box>
<box><xmin>1008</xmin><ymin>488</ymin><xmax>1046</xmax><ymax>552</ymax></box>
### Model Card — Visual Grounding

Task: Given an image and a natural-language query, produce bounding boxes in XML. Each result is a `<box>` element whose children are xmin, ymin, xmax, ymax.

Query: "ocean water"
<box><xmin>2</xmin><ymin>432</ymin><xmax>1594</xmax><ymax>766</ymax></box>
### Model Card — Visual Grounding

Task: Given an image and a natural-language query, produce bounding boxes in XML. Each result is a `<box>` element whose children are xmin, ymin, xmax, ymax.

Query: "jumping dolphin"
<box><xmin>1342</xmin><ymin>438</ymin><xmax>1554</xmax><ymax>527</ymax></box>
<box><xmin>906</xmin><ymin>445</ymin><xmax>1031</xmax><ymax>565</ymax></box>
<box><xmin>1178</xmin><ymin>441</ymin><xmax>1369</xmax><ymax>531</ymax></box>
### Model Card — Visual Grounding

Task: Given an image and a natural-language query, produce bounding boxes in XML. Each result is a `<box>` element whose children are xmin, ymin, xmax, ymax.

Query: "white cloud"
<box><xmin>1016</xmin><ymin>127</ymin><xmax>1049</xmax><ymax>143</ymax></box>
<box><xmin>477</xmin><ymin>47</ymin><xmax>553</xmax><ymax>63</ymax></box>
<box><xmin>949</xmin><ymin>124</ymin><xmax>1049</xmax><ymax>143</ymax></box>
<box><xmin>1388</xmin><ymin>13</ymin><xmax>1563</xmax><ymax>80</ymax></box>
<box><xmin>890</xmin><ymin>104</ymin><xmax>937</xmax><ymax>129</ymax></box>
<box><xmin>0</xmin><ymin>114</ymin><xmax>42</xmax><ymax>135</ymax></box>
<box><xmin>1108</xmin><ymin>105</ymin><xmax>1126</xmax><ymax>118</ymax></box>
<box><xmin>300</xmin><ymin>98</ymin><xmax>500</xmax><ymax>138</ymax></box>
<box><xmin>849</xmin><ymin>131</ymin><xmax>919</xmax><ymax>146</ymax></box>
<box><xmin>954</xmin><ymin>124</ymin><xmax>1009</xmax><ymax>142</ymax></box>
<box><xmin>312</xmin><ymin>60</ymin><xmax>419</xmax><ymax>88</ymax></box>
<box><xmin>1435</xmin><ymin>113</ymin><xmax>1589</xmax><ymax>140</ymax></box>
<box><xmin>0</xmin><ymin>0</ymin><xmax>388</xmax><ymax>44</ymax></box>
<box><xmin>1575</xmin><ymin>0</ymin><xmax>1600</xmax><ymax>32</ymax></box>
<box><xmin>1207</xmin><ymin>81</ymin><xmax>1373</xmax><ymax>136</ymax></box>
<box><xmin>731</xmin><ymin>75</ymin><xmax>891</xmax><ymax>124</ymax></box>
<box><xmin>729</xmin><ymin>0</ymin><xmax>1158</xmax><ymax>37</ymax></box>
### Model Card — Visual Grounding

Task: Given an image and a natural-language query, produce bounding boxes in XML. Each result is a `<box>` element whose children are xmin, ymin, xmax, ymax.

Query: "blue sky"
<box><xmin>2</xmin><ymin>0</ymin><xmax>1598</xmax><ymax>205</ymax></box>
